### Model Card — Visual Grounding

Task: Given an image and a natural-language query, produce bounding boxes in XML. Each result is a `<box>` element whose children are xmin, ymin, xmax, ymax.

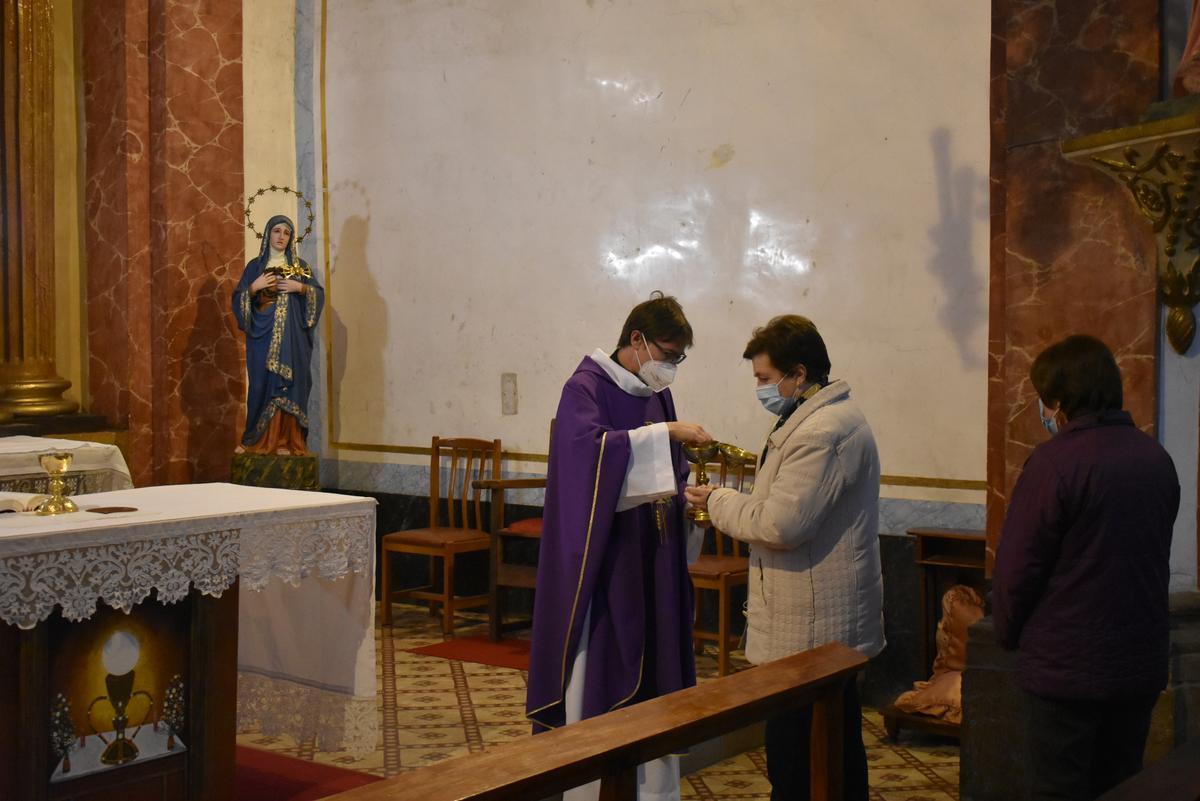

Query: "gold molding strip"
<box><xmin>879</xmin><ymin>474</ymin><xmax>986</xmax><ymax>491</ymax></box>
<box><xmin>328</xmin><ymin>440</ymin><xmax>981</xmax><ymax>489</ymax></box>
<box><xmin>330</xmin><ymin>440</ymin><xmax>549</xmax><ymax>463</ymax></box>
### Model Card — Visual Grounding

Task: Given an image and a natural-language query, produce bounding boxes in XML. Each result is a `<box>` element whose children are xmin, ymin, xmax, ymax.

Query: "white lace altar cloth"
<box><xmin>0</xmin><ymin>435</ymin><xmax>133</xmax><ymax>494</ymax></box>
<box><xmin>0</xmin><ymin>482</ymin><xmax>378</xmax><ymax>756</ymax></box>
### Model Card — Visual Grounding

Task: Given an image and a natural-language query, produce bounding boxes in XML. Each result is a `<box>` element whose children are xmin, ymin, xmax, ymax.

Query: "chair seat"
<box><xmin>384</xmin><ymin>527</ymin><xmax>491</xmax><ymax>548</ymax></box>
<box><xmin>688</xmin><ymin>554</ymin><xmax>750</xmax><ymax>578</ymax></box>
<box><xmin>500</xmin><ymin>517</ymin><xmax>543</xmax><ymax>538</ymax></box>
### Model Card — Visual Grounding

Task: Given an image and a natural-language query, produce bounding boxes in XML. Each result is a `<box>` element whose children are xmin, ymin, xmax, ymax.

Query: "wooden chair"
<box><xmin>475</xmin><ymin>420</ymin><xmax>555</xmax><ymax>642</ymax></box>
<box><xmin>380</xmin><ymin>436</ymin><xmax>501</xmax><ymax>634</ymax></box>
<box><xmin>689</xmin><ymin>449</ymin><xmax>754</xmax><ymax>676</ymax></box>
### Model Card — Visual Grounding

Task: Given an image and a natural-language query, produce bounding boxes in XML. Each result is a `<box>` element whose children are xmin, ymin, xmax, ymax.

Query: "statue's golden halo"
<box><xmin>244</xmin><ymin>184</ymin><xmax>316</xmax><ymax>243</ymax></box>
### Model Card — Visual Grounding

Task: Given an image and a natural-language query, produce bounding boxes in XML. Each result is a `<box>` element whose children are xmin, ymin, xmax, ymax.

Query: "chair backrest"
<box><xmin>712</xmin><ymin>449</ymin><xmax>754</xmax><ymax>558</ymax></box>
<box><xmin>428</xmin><ymin>436</ymin><xmax>502</xmax><ymax>530</ymax></box>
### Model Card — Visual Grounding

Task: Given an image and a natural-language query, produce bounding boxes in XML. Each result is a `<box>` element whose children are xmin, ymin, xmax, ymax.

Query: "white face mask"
<box><xmin>634</xmin><ymin>339</ymin><xmax>677</xmax><ymax>393</ymax></box>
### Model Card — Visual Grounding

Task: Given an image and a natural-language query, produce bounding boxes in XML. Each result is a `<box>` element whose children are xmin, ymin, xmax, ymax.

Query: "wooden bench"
<box><xmin>326</xmin><ymin>642</ymin><xmax>867</xmax><ymax>801</ymax></box>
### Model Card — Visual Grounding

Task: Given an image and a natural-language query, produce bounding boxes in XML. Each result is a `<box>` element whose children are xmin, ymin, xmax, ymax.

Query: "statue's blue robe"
<box><xmin>232</xmin><ymin>257</ymin><xmax>324</xmax><ymax>447</ymax></box>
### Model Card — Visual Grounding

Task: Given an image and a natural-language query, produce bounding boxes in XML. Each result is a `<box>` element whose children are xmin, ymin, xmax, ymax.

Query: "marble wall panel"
<box><xmin>987</xmin><ymin>0</ymin><xmax>1161</xmax><ymax>568</ymax></box>
<box><xmin>83</xmin><ymin>0</ymin><xmax>155</xmax><ymax>485</ymax></box>
<box><xmin>84</xmin><ymin>0</ymin><xmax>244</xmax><ymax>485</ymax></box>
<box><xmin>1005</xmin><ymin>0</ymin><xmax>1159</xmax><ymax>146</ymax></box>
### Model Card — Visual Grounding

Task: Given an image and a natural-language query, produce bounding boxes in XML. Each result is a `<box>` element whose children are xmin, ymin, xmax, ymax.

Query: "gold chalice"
<box><xmin>682</xmin><ymin>442</ymin><xmax>720</xmax><ymax>523</ymax></box>
<box><xmin>36</xmin><ymin>452</ymin><xmax>78</xmax><ymax>516</ymax></box>
<box><xmin>718</xmin><ymin>443</ymin><xmax>757</xmax><ymax>466</ymax></box>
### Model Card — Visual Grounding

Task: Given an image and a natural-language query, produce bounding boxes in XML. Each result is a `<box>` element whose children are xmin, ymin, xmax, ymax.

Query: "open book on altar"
<box><xmin>0</xmin><ymin>492</ymin><xmax>49</xmax><ymax>513</ymax></box>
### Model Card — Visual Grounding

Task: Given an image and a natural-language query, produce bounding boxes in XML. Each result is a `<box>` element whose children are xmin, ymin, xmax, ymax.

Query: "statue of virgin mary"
<box><xmin>232</xmin><ymin>214</ymin><xmax>324</xmax><ymax>455</ymax></box>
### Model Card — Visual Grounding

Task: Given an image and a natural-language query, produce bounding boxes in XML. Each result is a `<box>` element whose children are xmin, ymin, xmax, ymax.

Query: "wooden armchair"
<box><xmin>473</xmin><ymin>420</ymin><xmax>555</xmax><ymax>642</ymax></box>
<box><xmin>689</xmin><ymin>448</ymin><xmax>754</xmax><ymax>676</ymax></box>
<box><xmin>380</xmin><ymin>436</ymin><xmax>501</xmax><ymax>635</ymax></box>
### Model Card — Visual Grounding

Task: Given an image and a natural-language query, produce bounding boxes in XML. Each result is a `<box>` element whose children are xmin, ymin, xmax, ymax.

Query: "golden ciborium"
<box><xmin>36</xmin><ymin>452</ymin><xmax>78</xmax><ymax>516</ymax></box>
<box><xmin>717</xmin><ymin>443</ymin><xmax>757</xmax><ymax>467</ymax></box>
<box><xmin>682</xmin><ymin>442</ymin><xmax>720</xmax><ymax>524</ymax></box>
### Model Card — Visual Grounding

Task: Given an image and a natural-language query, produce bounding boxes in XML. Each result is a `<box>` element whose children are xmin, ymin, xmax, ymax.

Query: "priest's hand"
<box><xmin>279</xmin><ymin>279</ymin><xmax>306</xmax><ymax>294</ymax></box>
<box><xmin>666</xmin><ymin>422</ymin><xmax>713</xmax><ymax>445</ymax></box>
<box><xmin>684</xmin><ymin>484</ymin><xmax>714</xmax><ymax>512</ymax></box>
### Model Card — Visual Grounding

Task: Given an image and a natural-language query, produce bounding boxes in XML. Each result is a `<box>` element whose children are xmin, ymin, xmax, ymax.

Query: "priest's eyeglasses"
<box><xmin>650</xmin><ymin>341</ymin><xmax>687</xmax><ymax>365</ymax></box>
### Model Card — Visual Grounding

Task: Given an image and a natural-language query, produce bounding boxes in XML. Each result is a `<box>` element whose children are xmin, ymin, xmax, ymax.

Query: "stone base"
<box><xmin>961</xmin><ymin>592</ymin><xmax>1200</xmax><ymax>801</ymax></box>
<box><xmin>231</xmin><ymin>452</ymin><xmax>320</xmax><ymax>491</ymax></box>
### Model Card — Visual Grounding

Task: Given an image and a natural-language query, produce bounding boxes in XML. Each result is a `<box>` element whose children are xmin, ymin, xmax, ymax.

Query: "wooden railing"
<box><xmin>327</xmin><ymin>642</ymin><xmax>866</xmax><ymax>801</ymax></box>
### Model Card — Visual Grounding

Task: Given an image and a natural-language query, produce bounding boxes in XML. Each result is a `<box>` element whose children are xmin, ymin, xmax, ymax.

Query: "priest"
<box><xmin>526</xmin><ymin>293</ymin><xmax>712</xmax><ymax>801</ymax></box>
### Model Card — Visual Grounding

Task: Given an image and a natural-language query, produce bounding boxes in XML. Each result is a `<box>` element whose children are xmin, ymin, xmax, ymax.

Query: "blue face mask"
<box><xmin>1038</xmin><ymin>398</ymin><xmax>1060</xmax><ymax>435</ymax></box>
<box><xmin>757</xmin><ymin>376</ymin><xmax>798</xmax><ymax>416</ymax></box>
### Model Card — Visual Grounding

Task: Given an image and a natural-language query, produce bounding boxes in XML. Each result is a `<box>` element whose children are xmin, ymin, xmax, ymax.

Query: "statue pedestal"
<box><xmin>231</xmin><ymin>452</ymin><xmax>320</xmax><ymax>491</ymax></box>
<box><xmin>961</xmin><ymin>592</ymin><xmax>1200</xmax><ymax>801</ymax></box>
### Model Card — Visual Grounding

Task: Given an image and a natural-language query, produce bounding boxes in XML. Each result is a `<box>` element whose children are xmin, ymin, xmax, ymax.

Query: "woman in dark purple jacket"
<box><xmin>993</xmin><ymin>335</ymin><xmax>1179</xmax><ymax>801</ymax></box>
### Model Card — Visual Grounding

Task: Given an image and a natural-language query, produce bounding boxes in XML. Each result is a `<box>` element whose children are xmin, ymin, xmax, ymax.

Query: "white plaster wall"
<box><xmin>244</xmin><ymin>0</ymin><xmax>300</xmax><ymax>264</ymax></box>
<box><xmin>1160</xmin><ymin>326</ymin><xmax>1199</xmax><ymax>592</ymax></box>
<box><xmin>321</xmin><ymin>0</ymin><xmax>991</xmax><ymax>491</ymax></box>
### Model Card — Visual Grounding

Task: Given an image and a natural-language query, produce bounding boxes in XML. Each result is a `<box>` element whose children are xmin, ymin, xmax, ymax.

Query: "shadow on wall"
<box><xmin>927</xmin><ymin>127</ymin><xmax>987</xmax><ymax>371</ymax></box>
<box><xmin>329</xmin><ymin>213</ymin><xmax>388</xmax><ymax>455</ymax></box>
<box><xmin>182</xmin><ymin>267</ymin><xmax>244</xmax><ymax>483</ymax></box>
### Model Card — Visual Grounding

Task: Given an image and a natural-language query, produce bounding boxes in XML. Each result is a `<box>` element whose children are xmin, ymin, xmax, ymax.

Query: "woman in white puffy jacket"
<box><xmin>685</xmin><ymin>314</ymin><xmax>884</xmax><ymax>801</ymax></box>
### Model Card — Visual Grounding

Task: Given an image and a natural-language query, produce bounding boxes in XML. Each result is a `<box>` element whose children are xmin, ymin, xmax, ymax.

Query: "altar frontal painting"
<box><xmin>47</xmin><ymin>598</ymin><xmax>190</xmax><ymax>782</ymax></box>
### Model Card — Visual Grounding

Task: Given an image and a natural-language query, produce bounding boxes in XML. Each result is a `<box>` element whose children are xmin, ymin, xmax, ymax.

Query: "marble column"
<box><xmin>82</xmin><ymin>0</ymin><xmax>244</xmax><ymax>485</ymax></box>
<box><xmin>0</xmin><ymin>0</ymin><xmax>77</xmax><ymax>420</ymax></box>
<box><xmin>987</xmin><ymin>0</ymin><xmax>1161</xmax><ymax>568</ymax></box>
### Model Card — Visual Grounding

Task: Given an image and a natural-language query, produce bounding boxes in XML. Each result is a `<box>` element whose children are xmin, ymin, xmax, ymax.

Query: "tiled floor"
<box><xmin>236</xmin><ymin>604</ymin><xmax>960</xmax><ymax>800</ymax></box>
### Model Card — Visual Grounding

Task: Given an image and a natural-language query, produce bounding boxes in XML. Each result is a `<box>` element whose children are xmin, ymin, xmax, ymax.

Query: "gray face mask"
<box><xmin>757</xmin><ymin>376</ymin><xmax>798</xmax><ymax>416</ymax></box>
<box><xmin>1038</xmin><ymin>398</ymin><xmax>1060</xmax><ymax>435</ymax></box>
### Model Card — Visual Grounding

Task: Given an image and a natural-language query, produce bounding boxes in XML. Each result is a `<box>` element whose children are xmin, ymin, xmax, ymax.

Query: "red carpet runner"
<box><xmin>235</xmin><ymin>745</ymin><xmax>380</xmax><ymax>801</ymax></box>
<box><xmin>407</xmin><ymin>635</ymin><xmax>531</xmax><ymax>671</ymax></box>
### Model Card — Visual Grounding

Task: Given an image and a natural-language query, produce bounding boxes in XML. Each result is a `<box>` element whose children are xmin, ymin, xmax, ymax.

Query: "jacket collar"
<box><xmin>767</xmin><ymin>380</ymin><xmax>852</xmax><ymax>449</ymax></box>
<box><xmin>1058</xmin><ymin>408</ymin><xmax>1134</xmax><ymax>435</ymax></box>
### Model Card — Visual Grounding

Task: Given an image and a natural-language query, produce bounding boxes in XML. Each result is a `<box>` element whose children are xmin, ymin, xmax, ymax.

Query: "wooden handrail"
<box><xmin>327</xmin><ymin>643</ymin><xmax>866</xmax><ymax>801</ymax></box>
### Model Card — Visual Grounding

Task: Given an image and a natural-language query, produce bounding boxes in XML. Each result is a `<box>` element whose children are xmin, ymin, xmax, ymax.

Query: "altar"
<box><xmin>0</xmin><ymin>435</ymin><xmax>133</xmax><ymax>494</ymax></box>
<box><xmin>0</xmin><ymin>483</ymin><xmax>377</xmax><ymax>801</ymax></box>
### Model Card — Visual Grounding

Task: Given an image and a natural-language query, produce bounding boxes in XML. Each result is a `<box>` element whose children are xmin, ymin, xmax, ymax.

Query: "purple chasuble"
<box><xmin>526</xmin><ymin>357</ymin><xmax>696</xmax><ymax>731</ymax></box>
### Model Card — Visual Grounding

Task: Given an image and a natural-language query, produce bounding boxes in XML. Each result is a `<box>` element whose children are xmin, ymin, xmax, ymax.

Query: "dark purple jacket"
<box><xmin>992</xmin><ymin>410</ymin><xmax>1179</xmax><ymax>700</ymax></box>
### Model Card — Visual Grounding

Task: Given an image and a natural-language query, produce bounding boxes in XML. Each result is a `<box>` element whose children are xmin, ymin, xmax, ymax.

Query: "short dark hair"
<box><xmin>1030</xmin><ymin>335</ymin><xmax>1123</xmax><ymax>419</ymax></box>
<box><xmin>617</xmin><ymin>292</ymin><xmax>694</xmax><ymax>349</ymax></box>
<box><xmin>742</xmin><ymin>315</ymin><xmax>831</xmax><ymax>382</ymax></box>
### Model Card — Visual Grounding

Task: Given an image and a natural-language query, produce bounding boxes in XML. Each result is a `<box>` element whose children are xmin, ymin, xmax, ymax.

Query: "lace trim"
<box><xmin>237</xmin><ymin>672</ymin><xmax>378</xmax><ymax>757</ymax></box>
<box><xmin>239</xmin><ymin>513</ymin><xmax>374</xmax><ymax>591</ymax></box>
<box><xmin>0</xmin><ymin>531</ymin><xmax>240</xmax><ymax>629</ymax></box>
<box><xmin>0</xmin><ymin>511</ymin><xmax>374</xmax><ymax>629</ymax></box>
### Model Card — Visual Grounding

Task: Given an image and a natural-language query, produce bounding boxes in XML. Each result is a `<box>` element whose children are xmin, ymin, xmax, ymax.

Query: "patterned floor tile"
<box><xmin>235</xmin><ymin>602</ymin><xmax>962</xmax><ymax>799</ymax></box>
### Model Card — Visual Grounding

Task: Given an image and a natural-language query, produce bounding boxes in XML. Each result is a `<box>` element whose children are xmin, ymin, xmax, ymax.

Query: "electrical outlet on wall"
<box><xmin>501</xmin><ymin>373</ymin><xmax>518</xmax><ymax>415</ymax></box>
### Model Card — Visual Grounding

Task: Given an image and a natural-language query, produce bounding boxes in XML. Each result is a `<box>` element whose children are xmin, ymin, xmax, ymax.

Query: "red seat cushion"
<box><xmin>688</xmin><ymin>554</ymin><xmax>750</xmax><ymax>578</ymax></box>
<box><xmin>383</xmin><ymin>527</ymin><xmax>490</xmax><ymax>548</ymax></box>
<box><xmin>502</xmin><ymin>517</ymin><xmax>543</xmax><ymax>537</ymax></box>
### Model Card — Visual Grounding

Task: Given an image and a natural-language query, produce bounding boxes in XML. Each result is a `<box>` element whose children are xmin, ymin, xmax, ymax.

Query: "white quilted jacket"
<box><xmin>708</xmin><ymin>380</ymin><xmax>885</xmax><ymax>665</ymax></box>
